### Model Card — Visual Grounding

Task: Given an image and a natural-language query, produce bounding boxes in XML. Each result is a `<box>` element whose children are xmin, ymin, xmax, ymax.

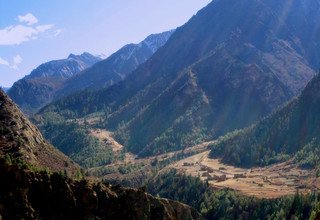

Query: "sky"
<box><xmin>0</xmin><ymin>0</ymin><xmax>211</xmax><ymax>87</ymax></box>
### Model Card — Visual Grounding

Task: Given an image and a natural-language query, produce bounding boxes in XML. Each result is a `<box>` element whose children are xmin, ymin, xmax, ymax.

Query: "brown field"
<box><xmin>165</xmin><ymin>151</ymin><xmax>320</xmax><ymax>199</ymax></box>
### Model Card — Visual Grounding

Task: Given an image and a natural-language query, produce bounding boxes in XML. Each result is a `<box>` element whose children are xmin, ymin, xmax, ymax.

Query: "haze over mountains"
<box><xmin>40</xmin><ymin>0</ymin><xmax>319</xmax><ymax>158</ymax></box>
<box><xmin>8</xmin><ymin>30</ymin><xmax>174</xmax><ymax>114</ymax></box>
<box><xmin>56</xmin><ymin>30</ymin><xmax>175</xmax><ymax>98</ymax></box>
<box><xmin>210</xmin><ymin>73</ymin><xmax>320</xmax><ymax>168</ymax></box>
<box><xmin>0</xmin><ymin>87</ymin><xmax>9</xmax><ymax>93</ymax></box>
<box><xmin>8</xmin><ymin>53</ymin><xmax>102</xmax><ymax>114</ymax></box>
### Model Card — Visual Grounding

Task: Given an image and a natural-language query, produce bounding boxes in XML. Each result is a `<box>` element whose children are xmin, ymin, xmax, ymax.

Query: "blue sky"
<box><xmin>0</xmin><ymin>0</ymin><xmax>211</xmax><ymax>87</ymax></box>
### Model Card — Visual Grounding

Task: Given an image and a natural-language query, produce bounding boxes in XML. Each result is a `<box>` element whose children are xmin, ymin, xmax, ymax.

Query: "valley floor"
<box><xmin>165</xmin><ymin>151</ymin><xmax>320</xmax><ymax>199</ymax></box>
<box><xmin>85</xmin><ymin>124</ymin><xmax>320</xmax><ymax>199</ymax></box>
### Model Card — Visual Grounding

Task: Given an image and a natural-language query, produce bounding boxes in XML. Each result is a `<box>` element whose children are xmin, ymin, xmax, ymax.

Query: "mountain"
<box><xmin>0</xmin><ymin>89</ymin><xmax>78</xmax><ymax>174</ymax></box>
<box><xmin>0</xmin><ymin>90</ymin><xmax>201</xmax><ymax>220</ymax></box>
<box><xmin>55</xmin><ymin>30</ymin><xmax>174</xmax><ymax>98</ymax></box>
<box><xmin>40</xmin><ymin>0</ymin><xmax>320</xmax><ymax>158</ymax></box>
<box><xmin>8</xmin><ymin>53</ymin><xmax>101</xmax><ymax>114</ymax></box>
<box><xmin>209</xmin><ymin>73</ymin><xmax>320</xmax><ymax>168</ymax></box>
<box><xmin>0</xmin><ymin>87</ymin><xmax>9</xmax><ymax>93</ymax></box>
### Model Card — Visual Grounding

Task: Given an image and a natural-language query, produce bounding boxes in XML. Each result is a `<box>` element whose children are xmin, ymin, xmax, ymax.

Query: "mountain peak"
<box><xmin>139</xmin><ymin>29</ymin><xmax>175</xmax><ymax>53</ymax></box>
<box><xmin>67</xmin><ymin>52</ymin><xmax>99</xmax><ymax>60</ymax></box>
<box><xmin>8</xmin><ymin>52</ymin><xmax>101</xmax><ymax>113</ymax></box>
<box><xmin>67</xmin><ymin>53</ymin><xmax>77</xmax><ymax>59</ymax></box>
<box><xmin>40</xmin><ymin>0</ymin><xmax>320</xmax><ymax>158</ymax></box>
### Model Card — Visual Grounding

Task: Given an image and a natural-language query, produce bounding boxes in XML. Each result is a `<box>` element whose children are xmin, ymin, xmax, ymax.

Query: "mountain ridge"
<box><xmin>55</xmin><ymin>30</ymin><xmax>174</xmax><ymax>99</ymax></box>
<box><xmin>39</xmin><ymin>0</ymin><xmax>319</xmax><ymax>158</ymax></box>
<box><xmin>8</xmin><ymin>52</ymin><xmax>102</xmax><ymax>114</ymax></box>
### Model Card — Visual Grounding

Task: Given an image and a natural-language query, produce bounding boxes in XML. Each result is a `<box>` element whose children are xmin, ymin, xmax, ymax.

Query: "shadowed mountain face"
<box><xmin>55</xmin><ymin>30</ymin><xmax>174</xmax><ymax>99</ymax></box>
<box><xmin>0</xmin><ymin>88</ymin><xmax>201</xmax><ymax>220</ymax></box>
<box><xmin>8</xmin><ymin>53</ymin><xmax>101</xmax><ymax>114</ymax></box>
<box><xmin>40</xmin><ymin>0</ymin><xmax>320</xmax><ymax>157</ymax></box>
<box><xmin>0</xmin><ymin>89</ymin><xmax>78</xmax><ymax>174</ymax></box>
<box><xmin>0</xmin><ymin>161</ymin><xmax>201</xmax><ymax>220</ymax></box>
<box><xmin>210</xmin><ymin>73</ymin><xmax>320</xmax><ymax>168</ymax></box>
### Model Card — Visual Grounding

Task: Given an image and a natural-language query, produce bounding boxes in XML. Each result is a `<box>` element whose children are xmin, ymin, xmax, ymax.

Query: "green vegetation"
<box><xmin>0</xmin><ymin>154</ymin><xmax>50</xmax><ymax>174</ymax></box>
<box><xmin>210</xmin><ymin>75</ymin><xmax>320</xmax><ymax>168</ymax></box>
<box><xmin>294</xmin><ymin>139</ymin><xmax>320</xmax><ymax>171</ymax></box>
<box><xmin>38</xmin><ymin>112</ymin><xmax>115</xmax><ymax>168</ymax></box>
<box><xmin>148</xmin><ymin>169</ymin><xmax>320</xmax><ymax>219</ymax></box>
<box><xmin>118</xmin><ymin>163</ymin><xmax>144</xmax><ymax>174</ymax></box>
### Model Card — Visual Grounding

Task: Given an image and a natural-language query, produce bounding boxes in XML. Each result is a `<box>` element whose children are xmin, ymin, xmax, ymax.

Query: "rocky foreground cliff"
<box><xmin>0</xmin><ymin>89</ymin><xmax>78</xmax><ymax>174</ymax></box>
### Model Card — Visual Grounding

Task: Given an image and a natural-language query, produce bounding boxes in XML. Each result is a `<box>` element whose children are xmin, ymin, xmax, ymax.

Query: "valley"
<box><xmin>3</xmin><ymin>0</ymin><xmax>320</xmax><ymax>218</ymax></box>
<box><xmin>83</xmin><ymin>119</ymin><xmax>319</xmax><ymax>199</ymax></box>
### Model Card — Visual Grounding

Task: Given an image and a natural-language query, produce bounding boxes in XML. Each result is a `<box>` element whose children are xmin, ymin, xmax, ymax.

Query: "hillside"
<box><xmin>8</xmin><ymin>53</ymin><xmax>101</xmax><ymax>114</ymax></box>
<box><xmin>0</xmin><ymin>88</ymin><xmax>201</xmax><ymax>219</ymax></box>
<box><xmin>209</xmin><ymin>73</ymin><xmax>320</xmax><ymax>168</ymax></box>
<box><xmin>56</xmin><ymin>30</ymin><xmax>174</xmax><ymax>98</ymax></box>
<box><xmin>0</xmin><ymin>89</ymin><xmax>78</xmax><ymax>174</ymax></box>
<box><xmin>40</xmin><ymin>0</ymin><xmax>319</xmax><ymax>158</ymax></box>
<box><xmin>0</xmin><ymin>160</ymin><xmax>201</xmax><ymax>220</ymax></box>
<box><xmin>0</xmin><ymin>87</ymin><xmax>9</xmax><ymax>93</ymax></box>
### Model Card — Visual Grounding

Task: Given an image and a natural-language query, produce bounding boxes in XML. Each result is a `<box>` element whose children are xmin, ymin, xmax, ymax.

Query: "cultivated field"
<box><xmin>166</xmin><ymin>151</ymin><xmax>320</xmax><ymax>198</ymax></box>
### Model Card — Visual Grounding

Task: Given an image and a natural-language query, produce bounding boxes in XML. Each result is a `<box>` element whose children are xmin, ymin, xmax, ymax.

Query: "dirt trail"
<box><xmin>166</xmin><ymin>151</ymin><xmax>319</xmax><ymax>199</ymax></box>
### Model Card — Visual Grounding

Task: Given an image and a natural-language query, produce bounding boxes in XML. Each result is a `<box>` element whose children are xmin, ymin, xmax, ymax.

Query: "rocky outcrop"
<box><xmin>0</xmin><ymin>89</ymin><xmax>78</xmax><ymax>174</ymax></box>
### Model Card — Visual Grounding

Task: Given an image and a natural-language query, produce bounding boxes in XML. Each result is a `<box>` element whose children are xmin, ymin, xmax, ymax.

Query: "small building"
<box><xmin>183</xmin><ymin>162</ymin><xmax>194</xmax><ymax>166</ymax></box>
<box><xmin>202</xmin><ymin>172</ymin><xmax>210</xmax><ymax>177</ymax></box>
<box><xmin>233</xmin><ymin>174</ymin><xmax>246</xmax><ymax>179</ymax></box>
<box><xmin>217</xmin><ymin>174</ymin><xmax>227</xmax><ymax>182</ymax></box>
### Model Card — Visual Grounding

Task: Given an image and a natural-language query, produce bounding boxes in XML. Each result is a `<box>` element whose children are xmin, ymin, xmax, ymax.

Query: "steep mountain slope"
<box><xmin>40</xmin><ymin>0</ymin><xmax>319</xmax><ymax>157</ymax></box>
<box><xmin>0</xmin><ymin>87</ymin><xmax>9</xmax><ymax>93</ymax></box>
<box><xmin>0</xmin><ymin>89</ymin><xmax>78</xmax><ymax>174</ymax></box>
<box><xmin>8</xmin><ymin>53</ymin><xmax>101</xmax><ymax>113</ymax></box>
<box><xmin>209</xmin><ymin>73</ymin><xmax>320</xmax><ymax>168</ymax></box>
<box><xmin>34</xmin><ymin>112</ymin><xmax>116</xmax><ymax>169</ymax></box>
<box><xmin>56</xmin><ymin>30</ymin><xmax>174</xmax><ymax>98</ymax></box>
<box><xmin>0</xmin><ymin>90</ymin><xmax>201</xmax><ymax>220</ymax></box>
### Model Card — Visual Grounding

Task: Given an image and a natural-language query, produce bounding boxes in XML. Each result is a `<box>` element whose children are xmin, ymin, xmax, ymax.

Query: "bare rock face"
<box><xmin>0</xmin><ymin>161</ymin><xmax>202</xmax><ymax>220</ymax></box>
<box><xmin>0</xmin><ymin>89</ymin><xmax>78</xmax><ymax>174</ymax></box>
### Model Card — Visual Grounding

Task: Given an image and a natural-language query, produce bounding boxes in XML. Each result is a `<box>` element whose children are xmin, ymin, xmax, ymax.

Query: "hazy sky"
<box><xmin>0</xmin><ymin>0</ymin><xmax>211</xmax><ymax>87</ymax></box>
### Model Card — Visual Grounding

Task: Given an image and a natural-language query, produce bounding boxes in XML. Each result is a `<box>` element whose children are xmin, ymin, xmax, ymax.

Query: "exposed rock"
<box><xmin>0</xmin><ymin>89</ymin><xmax>78</xmax><ymax>174</ymax></box>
